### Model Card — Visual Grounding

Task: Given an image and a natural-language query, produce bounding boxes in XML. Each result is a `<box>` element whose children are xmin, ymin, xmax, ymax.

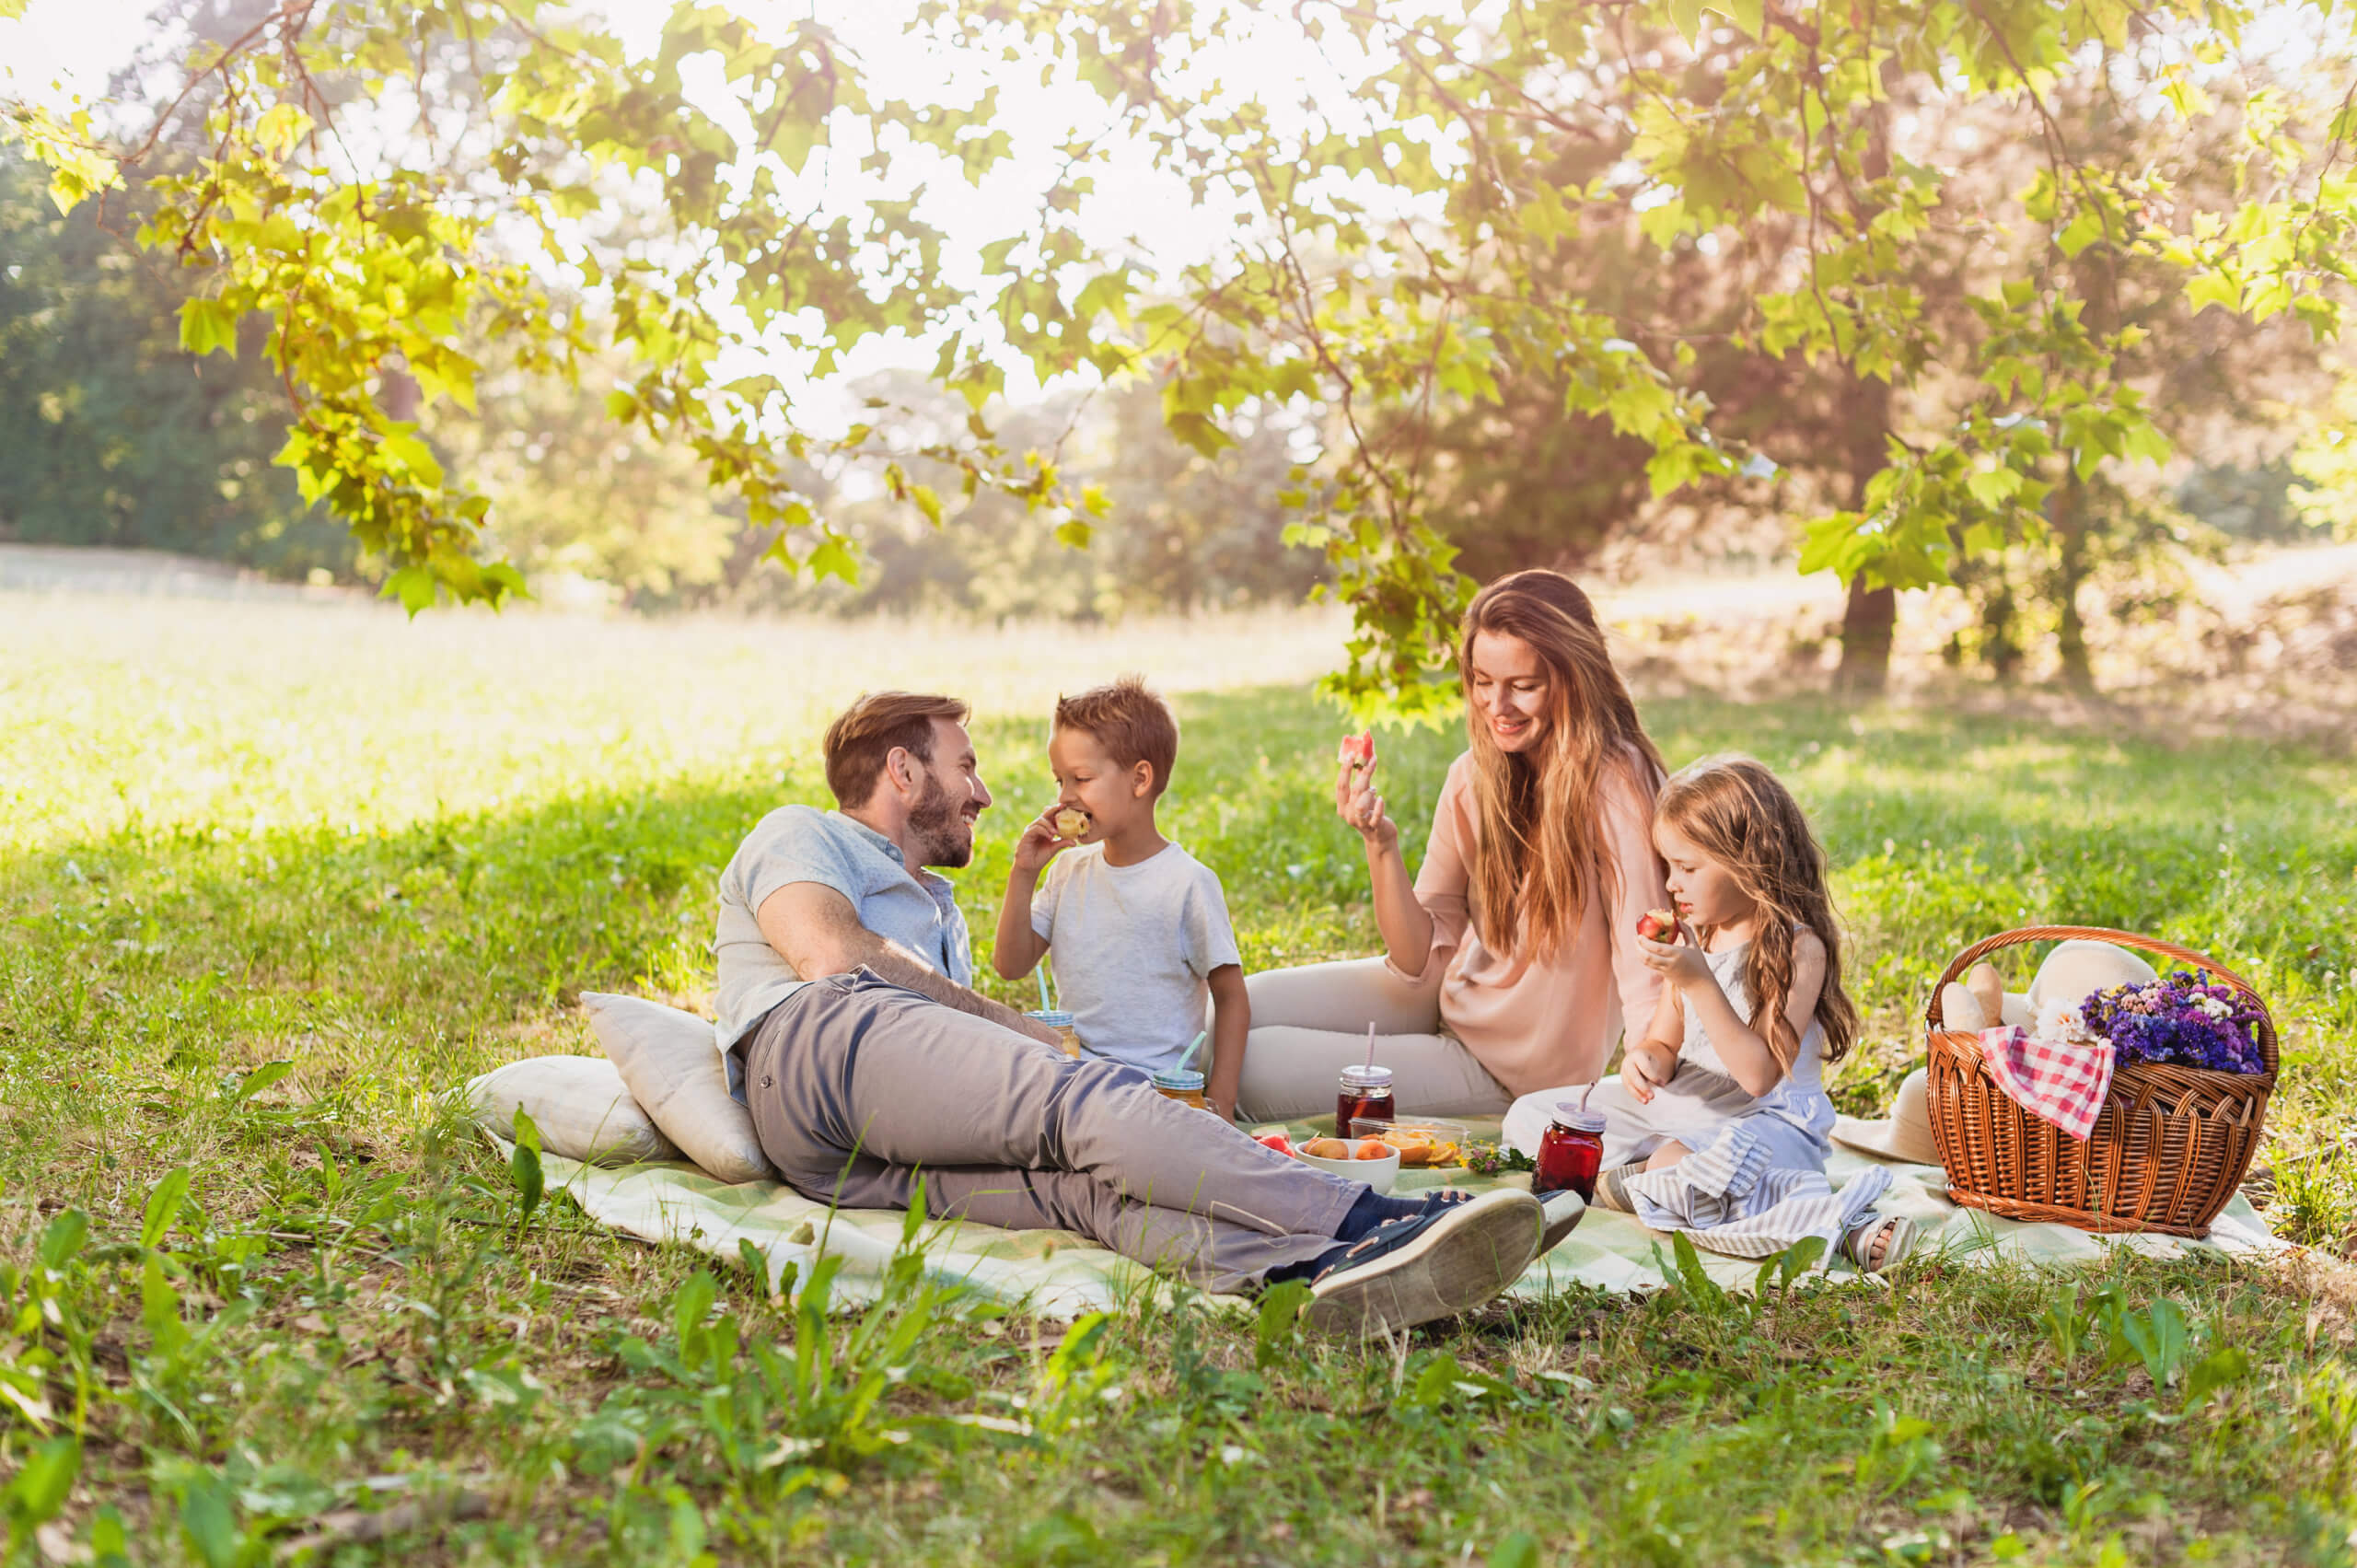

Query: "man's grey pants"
<box><xmin>740</xmin><ymin>970</ymin><xmax>1364</xmax><ymax>1293</ymax></box>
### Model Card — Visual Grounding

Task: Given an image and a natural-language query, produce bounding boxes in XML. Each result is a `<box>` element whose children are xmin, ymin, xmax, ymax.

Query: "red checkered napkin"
<box><xmin>1980</xmin><ymin>1026</ymin><xmax>2117</xmax><ymax>1140</ymax></box>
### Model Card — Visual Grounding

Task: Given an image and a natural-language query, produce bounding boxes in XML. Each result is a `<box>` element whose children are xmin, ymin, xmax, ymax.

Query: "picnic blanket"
<box><xmin>531</xmin><ymin>1116</ymin><xmax>2286</xmax><ymax>1316</ymax></box>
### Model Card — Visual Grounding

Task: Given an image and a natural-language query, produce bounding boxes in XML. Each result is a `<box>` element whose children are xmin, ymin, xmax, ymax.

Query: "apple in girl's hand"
<box><xmin>1636</xmin><ymin>908</ymin><xmax>1681</xmax><ymax>943</ymax></box>
<box><xmin>1337</xmin><ymin>730</ymin><xmax>1376</xmax><ymax>768</ymax></box>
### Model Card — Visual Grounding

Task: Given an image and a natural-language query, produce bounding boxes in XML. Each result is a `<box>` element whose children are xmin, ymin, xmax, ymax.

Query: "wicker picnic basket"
<box><xmin>1923</xmin><ymin>925</ymin><xmax>2277</xmax><ymax>1238</ymax></box>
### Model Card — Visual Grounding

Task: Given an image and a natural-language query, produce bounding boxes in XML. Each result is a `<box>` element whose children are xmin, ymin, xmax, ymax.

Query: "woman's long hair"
<box><xmin>1654</xmin><ymin>756</ymin><xmax>1859</xmax><ymax>1068</ymax></box>
<box><xmin>1460</xmin><ymin>570</ymin><xmax>1666</xmax><ymax>961</ymax></box>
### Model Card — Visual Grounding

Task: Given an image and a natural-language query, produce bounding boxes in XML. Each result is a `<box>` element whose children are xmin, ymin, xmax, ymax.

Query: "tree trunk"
<box><xmin>1832</xmin><ymin>368</ymin><xmax>1897</xmax><ymax>693</ymax></box>
<box><xmin>1834</xmin><ymin>575</ymin><xmax>1897</xmax><ymax>693</ymax></box>
<box><xmin>1831</xmin><ymin>96</ymin><xmax>1898</xmax><ymax>696</ymax></box>
<box><xmin>2051</xmin><ymin>469</ymin><xmax>2095</xmax><ymax>693</ymax></box>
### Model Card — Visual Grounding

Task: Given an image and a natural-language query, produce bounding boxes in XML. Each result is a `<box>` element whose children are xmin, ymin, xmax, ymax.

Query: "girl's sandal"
<box><xmin>1591</xmin><ymin>1164</ymin><xmax>1644</xmax><ymax>1214</ymax></box>
<box><xmin>1840</xmin><ymin>1215</ymin><xmax>1920</xmax><ymax>1275</ymax></box>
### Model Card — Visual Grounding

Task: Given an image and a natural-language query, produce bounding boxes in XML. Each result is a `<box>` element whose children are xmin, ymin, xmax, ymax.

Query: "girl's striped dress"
<box><xmin>1513</xmin><ymin>936</ymin><xmax>1890</xmax><ymax>1260</ymax></box>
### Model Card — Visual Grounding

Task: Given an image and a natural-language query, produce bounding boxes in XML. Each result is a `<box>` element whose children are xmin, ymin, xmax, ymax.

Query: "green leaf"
<box><xmin>1777</xmin><ymin>1234</ymin><xmax>1827</xmax><ymax>1288</ymax></box>
<box><xmin>3</xmin><ymin>1436</ymin><xmax>79</xmax><ymax>1527</ymax></box>
<box><xmin>1966</xmin><ymin>466</ymin><xmax>2023</xmax><ymax>506</ymax></box>
<box><xmin>2184</xmin><ymin>270</ymin><xmax>2243</xmax><ymax>315</ymax></box>
<box><xmin>1670</xmin><ymin>1232</ymin><xmax>1724</xmax><ymax>1307</ymax></box>
<box><xmin>510</xmin><ymin>1106</ymin><xmax>545</xmax><ymax>1229</ymax></box>
<box><xmin>2182</xmin><ymin>1344</ymin><xmax>2248</xmax><ymax>1411</ymax></box>
<box><xmin>1668</xmin><ymin>0</ymin><xmax>1707</xmax><ymax>45</ymax></box>
<box><xmin>807</xmin><ymin>535</ymin><xmax>860</xmax><ymax>583</ymax></box>
<box><xmin>1715</xmin><ymin>0</ymin><xmax>1763</xmax><ymax>36</ymax></box>
<box><xmin>226</xmin><ymin>1060</ymin><xmax>293</xmax><ymax>1106</ymax></box>
<box><xmin>179</xmin><ymin>297</ymin><xmax>239</xmax><ymax>358</ymax></box>
<box><xmin>1490</xmin><ymin>1532</ymin><xmax>1542</xmax><ymax>1568</ymax></box>
<box><xmin>37</xmin><ymin>1208</ymin><xmax>89</xmax><ymax>1271</ymax></box>
<box><xmin>2119</xmin><ymin>1297</ymin><xmax>2189</xmax><ymax>1388</ymax></box>
<box><xmin>2056</xmin><ymin>209</ymin><xmax>2107</xmax><ymax>258</ymax></box>
<box><xmin>1253</xmin><ymin>1279</ymin><xmax>1312</xmax><ymax>1367</ymax></box>
<box><xmin>177</xmin><ymin>1477</ymin><xmax>240</xmax><ymax>1568</ymax></box>
<box><xmin>141</xmin><ymin>1166</ymin><xmax>192</xmax><ymax>1249</ymax></box>
<box><xmin>383</xmin><ymin>566</ymin><xmax>436</xmax><ymax>617</ymax></box>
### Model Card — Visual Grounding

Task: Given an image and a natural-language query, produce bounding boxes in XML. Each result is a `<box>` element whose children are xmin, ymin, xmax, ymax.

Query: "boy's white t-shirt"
<box><xmin>1030</xmin><ymin>842</ymin><xmax>1242</xmax><ymax>1074</ymax></box>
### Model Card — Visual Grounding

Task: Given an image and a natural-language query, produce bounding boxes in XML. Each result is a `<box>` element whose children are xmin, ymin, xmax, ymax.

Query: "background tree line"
<box><xmin>1</xmin><ymin>0</ymin><xmax>2351</xmax><ymax>683</ymax></box>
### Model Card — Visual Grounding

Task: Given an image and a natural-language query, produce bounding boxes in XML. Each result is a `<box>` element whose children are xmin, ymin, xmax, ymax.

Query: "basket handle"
<box><xmin>1923</xmin><ymin>924</ymin><xmax>2278</xmax><ymax>1075</ymax></box>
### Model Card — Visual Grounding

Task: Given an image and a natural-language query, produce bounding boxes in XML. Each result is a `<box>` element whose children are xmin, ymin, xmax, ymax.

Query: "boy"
<box><xmin>993</xmin><ymin>676</ymin><xmax>1249</xmax><ymax>1120</ymax></box>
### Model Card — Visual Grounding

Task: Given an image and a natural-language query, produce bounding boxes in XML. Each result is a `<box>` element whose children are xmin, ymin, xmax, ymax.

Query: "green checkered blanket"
<box><xmin>534</xmin><ymin>1117</ymin><xmax>2283</xmax><ymax>1313</ymax></box>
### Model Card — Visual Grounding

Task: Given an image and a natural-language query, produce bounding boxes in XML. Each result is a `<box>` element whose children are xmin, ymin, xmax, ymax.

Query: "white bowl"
<box><xmin>1295</xmin><ymin>1145</ymin><xmax>1400</xmax><ymax>1193</ymax></box>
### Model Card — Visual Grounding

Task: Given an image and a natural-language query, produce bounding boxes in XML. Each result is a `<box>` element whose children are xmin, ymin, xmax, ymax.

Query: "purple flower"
<box><xmin>2078</xmin><ymin>970</ymin><xmax>2265</xmax><ymax>1074</ymax></box>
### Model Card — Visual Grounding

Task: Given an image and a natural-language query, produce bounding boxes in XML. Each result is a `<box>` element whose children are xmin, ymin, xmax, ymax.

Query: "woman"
<box><xmin>1237</xmin><ymin>570</ymin><xmax>1672</xmax><ymax>1121</ymax></box>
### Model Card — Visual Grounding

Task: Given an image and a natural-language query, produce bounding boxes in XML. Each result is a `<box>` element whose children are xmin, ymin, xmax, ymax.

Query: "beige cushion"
<box><xmin>1937</xmin><ymin>982</ymin><xmax>2032</xmax><ymax>1033</ymax></box>
<box><xmin>583</xmin><ymin>992</ymin><xmax>775</xmax><ymax>1184</ymax></box>
<box><xmin>464</xmin><ymin>1055</ymin><xmax>679</xmax><ymax>1166</ymax></box>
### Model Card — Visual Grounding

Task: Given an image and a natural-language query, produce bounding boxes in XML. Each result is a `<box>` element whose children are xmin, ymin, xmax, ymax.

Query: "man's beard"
<box><xmin>908</xmin><ymin>772</ymin><xmax>975</xmax><ymax>868</ymax></box>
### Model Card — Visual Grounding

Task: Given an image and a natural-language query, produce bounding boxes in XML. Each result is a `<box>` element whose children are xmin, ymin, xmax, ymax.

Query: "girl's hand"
<box><xmin>1622</xmin><ymin>1041</ymin><xmax>1677</xmax><ymax>1103</ymax></box>
<box><xmin>1637</xmin><ymin>932</ymin><xmax>1713</xmax><ymax>991</ymax></box>
<box><xmin>1334</xmin><ymin>754</ymin><xmax>1399</xmax><ymax>855</ymax></box>
<box><xmin>1011</xmin><ymin>807</ymin><xmax>1075</xmax><ymax>876</ymax></box>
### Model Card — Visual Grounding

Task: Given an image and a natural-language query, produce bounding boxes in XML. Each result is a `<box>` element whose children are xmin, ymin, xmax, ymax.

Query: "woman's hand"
<box><xmin>1622</xmin><ymin>1040</ymin><xmax>1678</xmax><ymax>1103</ymax></box>
<box><xmin>1637</xmin><ymin>932</ymin><xmax>1713</xmax><ymax>992</ymax></box>
<box><xmin>1334</xmin><ymin>754</ymin><xmax>1399</xmax><ymax>856</ymax></box>
<box><xmin>1010</xmin><ymin>806</ymin><xmax>1076</xmax><ymax>877</ymax></box>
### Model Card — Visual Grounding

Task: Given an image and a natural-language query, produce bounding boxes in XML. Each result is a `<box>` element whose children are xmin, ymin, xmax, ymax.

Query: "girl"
<box><xmin>1578</xmin><ymin>755</ymin><xmax>1913</xmax><ymax>1273</ymax></box>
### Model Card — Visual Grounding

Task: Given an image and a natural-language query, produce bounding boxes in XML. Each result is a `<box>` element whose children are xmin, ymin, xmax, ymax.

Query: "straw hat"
<box><xmin>1830</xmin><ymin>1067</ymin><xmax>1942</xmax><ymax>1167</ymax></box>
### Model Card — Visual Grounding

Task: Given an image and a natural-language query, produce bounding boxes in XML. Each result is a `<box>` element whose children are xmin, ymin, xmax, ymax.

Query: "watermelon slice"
<box><xmin>1337</xmin><ymin>730</ymin><xmax>1376</xmax><ymax>768</ymax></box>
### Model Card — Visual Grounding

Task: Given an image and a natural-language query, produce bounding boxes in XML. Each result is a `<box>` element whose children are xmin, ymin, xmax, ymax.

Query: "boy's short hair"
<box><xmin>823</xmin><ymin>691</ymin><xmax>970</xmax><ymax>807</ymax></box>
<box><xmin>1054</xmin><ymin>676</ymin><xmax>1178</xmax><ymax>797</ymax></box>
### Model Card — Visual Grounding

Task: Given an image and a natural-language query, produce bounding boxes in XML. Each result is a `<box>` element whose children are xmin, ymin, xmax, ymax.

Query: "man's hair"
<box><xmin>1053</xmin><ymin>675</ymin><xmax>1178</xmax><ymax>797</ymax></box>
<box><xmin>823</xmin><ymin>691</ymin><xmax>970</xmax><ymax>807</ymax></box>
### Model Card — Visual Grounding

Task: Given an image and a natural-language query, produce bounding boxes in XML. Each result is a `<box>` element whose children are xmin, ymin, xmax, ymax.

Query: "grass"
<box><xmin>3</xmin><ymin>593</ymin><xmax>2357</xmax><ymax>1566</ymax></box>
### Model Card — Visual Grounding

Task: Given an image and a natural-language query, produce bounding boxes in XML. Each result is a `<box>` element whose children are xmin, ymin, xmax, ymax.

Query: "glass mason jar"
<box><xmin>1151</xmin><ymin>1067</ymin><xmax>1211</xmax><ymax>1110</ymax></box>
<box><xmin>1336</xmin><ymin>1063</ymin><xmax>1397</xmax><ymax>1137</ymax></box>
<box><xmin>1534</xmin><ymin>1103</ymin><xmax>1608</xmax><ymax>1201</ymax></box>
<box><xmin>1026</xmin><ymin>1010</ymin><xmax>1082</xmax><ymax>1058</ymax></box>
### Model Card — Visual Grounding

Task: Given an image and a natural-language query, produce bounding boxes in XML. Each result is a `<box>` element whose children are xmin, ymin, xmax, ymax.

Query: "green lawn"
<box><xmin>3</xmin><ymin>598</ymin><xmax>2355</xmax><ymax>1565</ymax></box>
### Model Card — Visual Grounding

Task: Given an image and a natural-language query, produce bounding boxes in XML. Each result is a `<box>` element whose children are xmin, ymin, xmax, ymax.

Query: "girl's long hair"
<box><xmin>1655</xmin><ymin>756</ymin><xmax>1859</xmax><ymax>1068</ymax></box>
<box><xmin>1460</xmin><ymin>570</ymin><xmax>1666</xmax><ymax>961</ymax></box>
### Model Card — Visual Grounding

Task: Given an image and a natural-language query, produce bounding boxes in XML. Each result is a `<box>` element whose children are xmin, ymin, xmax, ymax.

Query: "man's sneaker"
<box><xmin>1538</xmin><ymin>1190</ymin><xmax>1587</xmax><ymax>1253</ymax></box>
<box><xmin>1304</xmin><ymin>1188</ymin><xmax>1542</xmax><ymax>1338</ymax></box>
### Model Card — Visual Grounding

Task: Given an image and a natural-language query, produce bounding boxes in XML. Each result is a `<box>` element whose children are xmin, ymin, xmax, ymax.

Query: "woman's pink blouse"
<box><xmin>1385</xmin><ymin>750</ymin><xmax>1670</xmax><ymax>1097</ymax></box>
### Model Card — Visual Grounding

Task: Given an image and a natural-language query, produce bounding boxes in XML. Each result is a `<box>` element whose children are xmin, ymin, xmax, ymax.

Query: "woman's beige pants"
<box><xmin>1237</xmin><ymin>957</ymin><xmax>1513</xmax><ymax>1123</ymax></box>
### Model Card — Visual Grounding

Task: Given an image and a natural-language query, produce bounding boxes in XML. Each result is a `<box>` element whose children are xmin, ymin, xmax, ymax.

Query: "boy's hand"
<box><xmin>1622</xmin><ymin>1041</ymin><xmax>1678</xmax><ymax>1103</ymax></box>
<box><xmin>1011</xmin><ymin>806</ymin><xmax>1077</xmax><ymax>876</ymax></box>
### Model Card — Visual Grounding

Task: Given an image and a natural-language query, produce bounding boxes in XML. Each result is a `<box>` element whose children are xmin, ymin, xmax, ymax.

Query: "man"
<box><xmin>712</xmin><ymin>690</ymin><xmax>1546</xmax><ymax>1336</ymax></box>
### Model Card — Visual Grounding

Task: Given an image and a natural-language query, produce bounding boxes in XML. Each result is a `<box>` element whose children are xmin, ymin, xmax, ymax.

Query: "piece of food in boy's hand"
<box><xmin>1051</xmin><ymin>806</ymin><xmax>1091</xmax><ymax>839</ymax></box>
<box><xmin>1636</xmin><ymin>907</ymin><xmax>1681</xmax><ymax>942</ymax></box>
<box><xmin>1353</xmin><ymin>1138</ymin><xmax>1390</xmax><ymax>1160</ymax></box>
<box><xmin>1337</xmin><ymin>730</ymin><xmax>1376</xmax><ymax>768</ymax></box>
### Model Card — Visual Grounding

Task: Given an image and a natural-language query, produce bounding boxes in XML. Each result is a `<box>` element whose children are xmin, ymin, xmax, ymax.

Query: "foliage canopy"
<box><xmin>6</xmin><ymin>0</ymin><xmax>2353</xmax><ymax>709</ymax></box>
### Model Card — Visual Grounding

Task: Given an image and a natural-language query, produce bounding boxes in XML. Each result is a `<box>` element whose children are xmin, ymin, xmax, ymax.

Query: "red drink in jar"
<box><xmin>1336</xmin><ymin>1063</ymin><xmax>1395</xmax><ymax>1136</ymax></box>
<box><xmin>1535</xmin><ymin>1102</ymin><xmax>1608</xmax><ymax>1201</ymax></box>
